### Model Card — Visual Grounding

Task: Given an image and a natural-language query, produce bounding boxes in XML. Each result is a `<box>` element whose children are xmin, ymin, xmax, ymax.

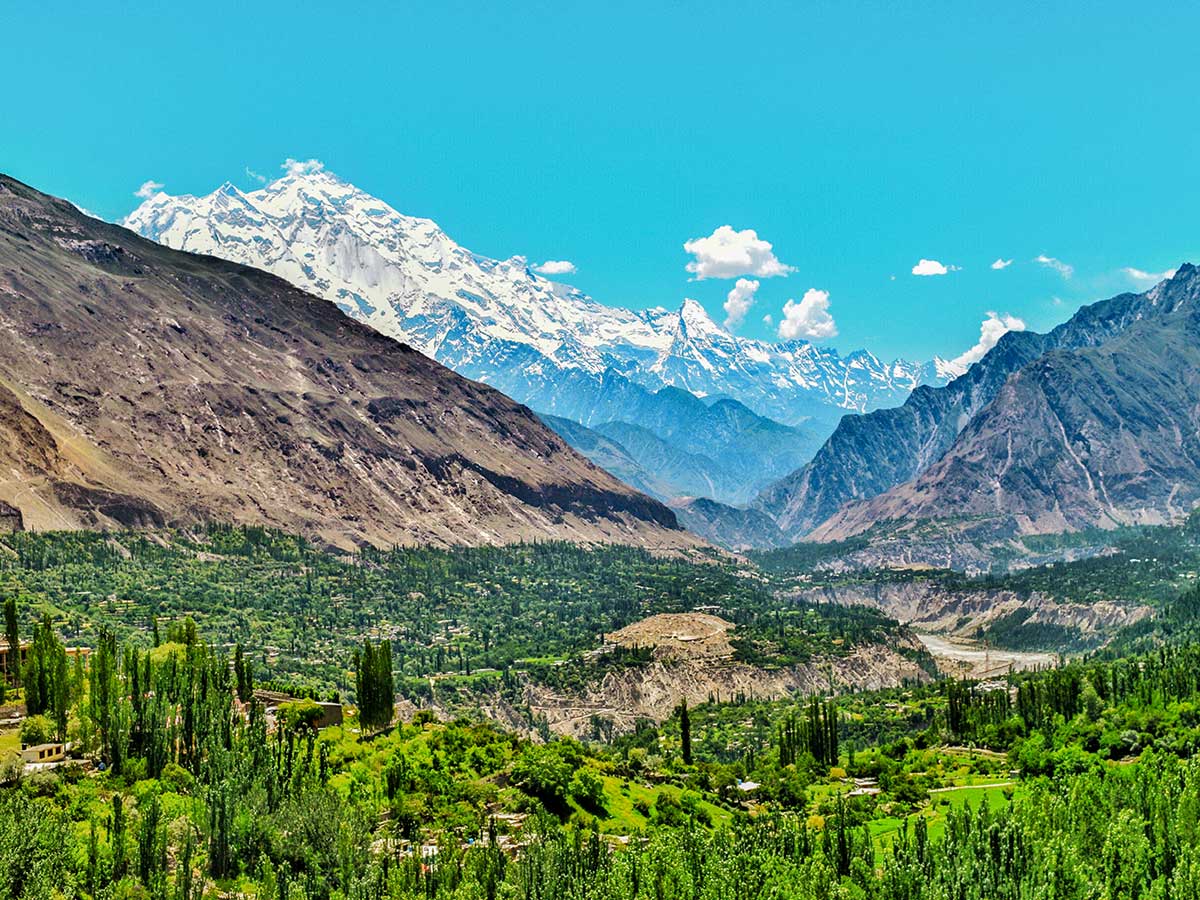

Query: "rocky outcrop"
<box><xmin>0</xmin><ymin>174</ymin><xmax>695</xmax><ymax>549</ymax></box>
<box><xmin>0</xmin><ymin>500</ymin><xmax>21</xmax><ymax>532</ymax></box>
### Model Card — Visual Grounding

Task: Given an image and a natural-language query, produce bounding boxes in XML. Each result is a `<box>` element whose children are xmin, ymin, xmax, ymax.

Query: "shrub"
<box><xmin>569</xmin><ymin>769</ymin><xmax>605</xmax><ymax>811</ymax></box>
<box><xmin>19</xmin><ymin>715</ymin><xmax>53</xmax><ymax>748</ymax></box>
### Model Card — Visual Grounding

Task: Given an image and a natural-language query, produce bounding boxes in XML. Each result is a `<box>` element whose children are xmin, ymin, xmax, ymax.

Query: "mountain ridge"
<box><xmin>755</xmin><ymin>270</ymin><xmax>1189</xmax><ymax>541</ymax></box>
<box><xmin>123</xmin><ymin>169</ymin><xmax>949</xmax><ymax>430</ymax></box>
<box><xmin>810</xmin><ymin>265</ymin><xmax>1200</xmax><ymax>556</ymax></box>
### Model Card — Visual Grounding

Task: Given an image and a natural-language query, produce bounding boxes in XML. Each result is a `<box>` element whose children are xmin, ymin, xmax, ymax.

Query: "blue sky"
<box><xmin>2</xmin><ymin>0</ymin><xmax>1197</xmax><ymax>363</ymax></box>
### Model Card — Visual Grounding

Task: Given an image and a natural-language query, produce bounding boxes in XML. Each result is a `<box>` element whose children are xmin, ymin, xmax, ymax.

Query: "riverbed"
<box><xmin>916</xmin><ymin>634</ymin><xmax>1057</xmax><ymax>678</ymax></box>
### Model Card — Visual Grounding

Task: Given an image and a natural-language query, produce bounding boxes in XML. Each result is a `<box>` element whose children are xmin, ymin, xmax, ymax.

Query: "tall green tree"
<box><xmin>679</xmin><ymin>699</ymin><xmax>693</xmax><ymax>765</ymax></box>
<box><xmin>3</xmin><ymin>595</ymin><xmax>19</xmax><ymax>686</ymax></box>
<box><xmin>354</xmin><ymin>638</ymin><xmax>394</xmax><ymax>731</ymax></box>
<box><xmin>23</xmin><ymin>616</ymin><xmax>69</xmax><ymax>737</ymax></box>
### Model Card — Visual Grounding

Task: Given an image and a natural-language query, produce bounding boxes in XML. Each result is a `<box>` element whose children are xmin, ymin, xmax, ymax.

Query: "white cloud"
<box><xmin>1123</xmin><ymin>266</ymin><xmax>1176</xmax><ymax>285</ymax></box>
<box><xmin>282</xmin><ymin>158</ymin><xmax>325</xmax><ymax>176</ymax></box>
<box><xmin>777</xmin><ymin>289</ymin><xmax>838</xmax><ymax>340</ymax></box>
<box><xmin>684</xmin><ymin>225</ymin><xmax>795</xmax><ymax>280</ymax></box>
<box><xmin>722</xmin><ymin>278</ymin><xmax>760</xmax><ymax>330</ymax></box>
<box><xmin>990</xmin><ymin>258</ymin><xmax>1013</xmax><ymax>270</ymax></box>
<box><xmin>949</xmin><ymin>311</ymin><xmax>1027</xmax><ymax>371</ymax></box>
<box><xmin>912</xmin><ymin>258</ymin><xmax>955</xmax><ymax>276</ymax></box>
<box><xmin>245</xmin><ymin>167</ymin><xmax>267</xmax><ymax>184</ymax></box>
<box><xmin>534</xmin><ymin>259</ymin><xmax>577</xmax><ymax>276</ymax></box>
<box><xmin>134</xmin><ymin>180</ymin><xmax>164</xmax><ymax>199</ymax></box>
<box><xmin>1035</xmin><ymin>254</ymin><xmax>1073</xmax><ymax>278</ymax></box>
<box><xmin>762</xmin><ymin>313</ymin><xmax>774</xmax><ymax>326</ymax></box>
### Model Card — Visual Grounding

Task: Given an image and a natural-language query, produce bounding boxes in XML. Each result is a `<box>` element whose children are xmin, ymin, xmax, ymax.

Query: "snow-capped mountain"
<box><xmin>123</xmin><ymin>168</ymin><xmax>946</xmax><ymax>428</ymax></box>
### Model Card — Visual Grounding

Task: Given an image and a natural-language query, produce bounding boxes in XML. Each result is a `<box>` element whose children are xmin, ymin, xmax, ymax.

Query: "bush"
<box><xmin>279</xmin><ymin>699</ymin><xmax>324</xmax><ymax>732</ymax></box>
<box><xmin>569</xmin><ymin>769</ymin><xmax>605</xmax><ymax>811</ymax></box>
<box><xmin>19</xmin><ymin>715</ymin><xmax>53</xmax><ymax>748</ymax></box>
<box><xmin>160</xmin><ymin>762</ymin><xmax>195</xmax><ymax>795</ymax></box>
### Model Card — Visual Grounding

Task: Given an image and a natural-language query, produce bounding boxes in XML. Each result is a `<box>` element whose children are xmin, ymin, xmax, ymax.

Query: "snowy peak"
<box><xmin>125</xmin><ymin>167</ymin><xmax>947</xmax><ymax>426</ymax></box>
<box><xmin>678</xmin><ymin>298</ymin><xmax>720</xmax><ymax>334</ymax></box>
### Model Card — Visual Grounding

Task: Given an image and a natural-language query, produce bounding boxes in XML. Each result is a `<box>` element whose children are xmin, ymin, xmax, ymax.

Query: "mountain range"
<box><xmin>722</xmin><ymin>265</ymin><xmax>1200</xmax><ymax>564</ymax></box>
<box><xmin>812</xmin><ymin>266</ymin><xmax>1200</xmax><ymax>543</ymax></box>
<box><xmin>756</xmin><ymin>274</ymin><xmax>1186</xmax><ymax>538</ymax></box>
<box><xmin>105</xmin><ymin>167</ymin><xmax>1200</xmax><ymax>566</ymax></box>
<box><xmin>123</xmin><ymin>169</ymin><xmax>951</xmax><ymax>506</ymax></box>
<box><xmin>0</xmin><ymin>174</ymin><xmax>691</xmax><ymax>550</ymax></box>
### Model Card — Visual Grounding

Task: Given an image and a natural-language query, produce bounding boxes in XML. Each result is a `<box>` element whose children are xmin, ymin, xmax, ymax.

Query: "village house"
<box><xmin>251</xmin><ymin>689</ymin><xmax>344</xmax><ymax>730</ymax></box>
<box><xmin>20</xmin><ymin>742</ymin><xmax>67</xmax><ymax>765</ymax></box>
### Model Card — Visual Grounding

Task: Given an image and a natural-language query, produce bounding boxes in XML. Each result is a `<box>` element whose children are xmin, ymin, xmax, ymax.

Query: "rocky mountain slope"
<box><xmin>756</xmin><ymin>269</ymin><xmax>1192</xmax><ymax>542</ymax></box>
<box><xmin>813</xmin><ymin>265</ymin><xmax>1200</xmax><ymax>549</ymax></box>
<box><xmin>790</xmin><ymin>580</ymin><xmax>1152</xmax><ymax>651</ymax></box>
<box><xmin>0</xmin><ymin>173</ymin><xmax>693</xmax><ymax>549</ymax></box>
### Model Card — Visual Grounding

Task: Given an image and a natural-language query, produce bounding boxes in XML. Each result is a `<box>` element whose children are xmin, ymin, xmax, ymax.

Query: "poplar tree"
<box><xmin>354</xmin><ymin>638</ymin><xmax>394</xmax><ymax>730</ymax></box>
<box><xmin>4</xmin><ymin>595</ymin><xmax>19</xmax><ymax>686</ymax></box>
<box><xmin>679</xmin><ymin>699</ymin><xmax>693</xmax><ymax>765</ymax></box>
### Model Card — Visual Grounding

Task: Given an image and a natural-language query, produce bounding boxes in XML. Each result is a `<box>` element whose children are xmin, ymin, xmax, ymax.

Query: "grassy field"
<box><xmin>587</xmin><ymin>775</ymin><xmax>732</xmax><ymax>833</ymax></box>
<box><xmin>869</xmin><ymin>782</ymin><xmax>1017</xmax><ymax>848</ymax></box>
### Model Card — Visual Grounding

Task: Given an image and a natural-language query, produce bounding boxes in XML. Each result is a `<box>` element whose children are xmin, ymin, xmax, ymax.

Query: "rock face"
<box><xmin>0</xmin><ymin>173</ymin><xmax>694</xmax><ymax>549</ymax></box>
<box><xmin>0</xmin><ymin>500</ymin><xmax>22</xmax><ymax>532</ymax></box>
<box><xmin>814</xmin><ymin>266</ymin><xmax>1200</xmax><ymax>547</ymax></box>
<box><xmin>757</xmin><ymin>273</ymin><xmax>1190</xmax><ymax>541</ymax></box>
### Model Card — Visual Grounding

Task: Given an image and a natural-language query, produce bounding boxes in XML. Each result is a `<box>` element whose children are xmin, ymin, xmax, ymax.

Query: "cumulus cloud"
<box><xmin>949</xmin><ymin>312</ymin><xmax>1027</xmax><ymax>371</ymax></box>
<box><xmin>1035</xmin><ymin>254</ymin><xmax>1073</xmax><ymax>278</ymax></box>
<box><xmin>684</xmin><ymin>225</ymin><xmax>795</xmax><ymax>280</ymax></box>
<box><xmin>1123</xmin><ymin>266</ymin><xmax>1176</xmax><ymax>285</ymax></box>
<box><xmin>912</xmin><ymin>258</ymin><xmax>955</xmax><ymax>276</ymax></box>
<box><xmin>283</xmin><ymin>158</ymin><xmax>325</xmax><ymax>176</ymax></box>
<box><xmin>722</xmin><ymin>278</ymin><xmax>760</xmax><ymax>330</ymax></box>
<box><xmin>762</xmin><ymin>313</ymin><xmax>774</xmax><ymax>326</ymax></box>
<box><xmin>245</xmin><ymin>167</ymin><xmax>268</xmax><ymax>184</ymax></box>
<box><xmin>534</xmin><ymin>260</ymin><xmax>577</xmax><ymax>276</ymax></box>
<box><xmin>990</xmin><ymin>258</ymin><xmax>1013</xmax><ymax>270</ymax></box>
<box><xmin>778</xmin><ymin>289</ymin><xmax>838</xmax><ymax>340</ymax></box>
<box><xmin>134</xmin><ymin>180</ymin><xmax>164</xmax><ymax>199</ymax></box>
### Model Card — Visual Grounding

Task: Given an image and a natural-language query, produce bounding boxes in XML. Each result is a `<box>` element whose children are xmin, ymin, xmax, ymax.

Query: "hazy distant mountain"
<box><xmin>0</xmin><ymin>174</ymin><xmax>692</xmax><ymax>550</ymax></box>
<box><xmin>672</xmin><ymin>498</ymin><xmax>788</xmax><ymax>551</ymax></box>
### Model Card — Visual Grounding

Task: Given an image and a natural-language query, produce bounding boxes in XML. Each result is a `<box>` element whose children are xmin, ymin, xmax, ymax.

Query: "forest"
<box><xmin>5</xmin><ymin>526</ymin><xmax>1200</xmax><ymax>897</ymax></box>
<box><xmin>0</xmin><ymin>527</ymin><xmax>908</xmax><ymax>703</ymax></box>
